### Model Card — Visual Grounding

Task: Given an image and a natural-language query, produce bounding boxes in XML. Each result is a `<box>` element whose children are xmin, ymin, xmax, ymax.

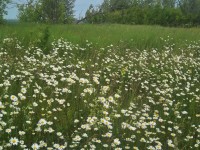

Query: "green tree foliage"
<box><xmin>0</xmin><ymin>0</ymin><xmax>10</xmax><ymax>23</ymax></box>
<box><xmin>85</xmin><ymin>5</ymin><xmax>96</xmax><ymax>23</ymax></box>
<box><xmin>162</xmin><ymin>0</ymin><xmax>176</xmax><ymax>8</ymax></box>
<box><xmin>64</xmin><ymin>0</ymin><xmax>75</xmax><ymax>23</ymax></box>
<box><xmin>18</xmin><ymin>0</ymin><xmax>75</xmax><ymax>23</ymax></box>
<box><xmin>40</xmin><ymin>0</ymin><xmax>65</xmax><ymax>23</ymax></box>
<box><xmin>179</xmin><ymin>0</ymin><xmax>200</xmax><ymax>14</ymax></box>
<box><xmin>17</xmin><ymin>0</ymin><xmax>43</xmax><ymax>22</ymax></box>
<box><xmin>85</xmin><ymin>0</ymin><xmax>200</xmax><ymax>26</ymax></box>
<box><xmin>109</xmin><ymin>0</ymin><xmax>131</xmax><ymax>11</ymax></box>
<box><xmin>85</xmin><ymin>4</ymin><xmax>105</xmax><ymax>24</ymax></box>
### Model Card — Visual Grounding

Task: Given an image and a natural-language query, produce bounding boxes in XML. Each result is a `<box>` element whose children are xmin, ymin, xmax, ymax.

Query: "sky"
<box><xmin>5</xmin><ymin>0</ymin><xmax>103</xmax><ymax>19</ymax></box>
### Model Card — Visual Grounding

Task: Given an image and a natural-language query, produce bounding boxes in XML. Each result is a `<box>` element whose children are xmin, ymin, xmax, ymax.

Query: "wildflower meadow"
<box><xmin>0</xmin><ymin>36</ymin><xmax>199</xmax><ymax>150</ymax></box>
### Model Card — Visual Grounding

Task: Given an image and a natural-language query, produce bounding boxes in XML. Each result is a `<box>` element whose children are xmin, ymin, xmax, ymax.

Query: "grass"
<box><xmin>1</xmin><ymin>23</ymin><xmax>200</xmax><ymax>49</ymax></box>
<box><xmin>0</xmin><ymin>23</ymin><xmax>200</xmax><ymax>149</ymax></box>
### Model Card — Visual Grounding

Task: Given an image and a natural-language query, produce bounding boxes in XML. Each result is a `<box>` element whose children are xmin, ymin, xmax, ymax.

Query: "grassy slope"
<box><xmin>1</xmin><ymin>23</ymin><xmax>200</xmax><ymax>49</ymax></box>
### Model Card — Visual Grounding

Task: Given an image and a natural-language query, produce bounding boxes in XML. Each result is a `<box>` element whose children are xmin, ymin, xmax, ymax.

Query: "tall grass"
<box><xmin>1</xmin><ymin>23</ymin><xmax>200</xmax><ymax>49</ymax></box>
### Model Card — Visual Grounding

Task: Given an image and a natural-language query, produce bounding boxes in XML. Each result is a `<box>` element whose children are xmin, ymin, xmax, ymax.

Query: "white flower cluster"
<box><xmin>0</xmin><ymin>37</ymin><xmax>199</xmax><ymax>149</ymax></box>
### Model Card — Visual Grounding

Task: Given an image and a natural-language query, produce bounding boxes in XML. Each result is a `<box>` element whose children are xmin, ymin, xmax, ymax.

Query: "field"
<box><xmin>1</xmin><ymin>23</ymin><xmax>200</xmax><ymax>49</ymax></box>
<box><xmin>0</xmin><ymin>24</ymin><xmax>200</xmax><ymax>150</ymax></box>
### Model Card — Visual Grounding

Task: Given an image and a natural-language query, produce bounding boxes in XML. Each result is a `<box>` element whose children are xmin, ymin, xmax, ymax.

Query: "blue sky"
<box><xmin>5</xmin><ymin>0</ymin><xmax>103</xmax><ymax>19</ymax></box>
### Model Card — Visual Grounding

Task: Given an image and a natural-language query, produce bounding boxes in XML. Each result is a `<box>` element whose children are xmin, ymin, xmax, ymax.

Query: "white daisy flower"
<box><xmin>10</xmin><ymin>137</ymin><xmax>19</xmax><ymax>145</ymax></box>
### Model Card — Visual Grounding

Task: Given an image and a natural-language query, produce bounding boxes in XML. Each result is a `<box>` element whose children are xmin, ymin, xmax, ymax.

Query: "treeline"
<box><xmin>85</xmin><ymin>0</ymin><xmax>200</xmax><ymax>26</ymax></box>
<box><xmin>1</xmin><ymin>0</ymin><xmax>200</xmax><ymax>26</ymax></box>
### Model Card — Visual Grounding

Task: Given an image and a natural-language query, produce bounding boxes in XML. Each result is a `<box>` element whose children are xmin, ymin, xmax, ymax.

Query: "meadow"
<box><xmin>0</xmin><ymin>24</ymin><xmax>200</xmax><ymax>150</ymax></box>
<box><xmin>1</xmin><ymin>23</ymin><xmax>200</xmax><ymax>49</ymax></box>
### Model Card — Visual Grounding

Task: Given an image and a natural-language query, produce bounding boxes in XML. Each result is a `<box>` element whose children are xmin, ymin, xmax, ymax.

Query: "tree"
<box><xmin>17</xmin><ymin>0</ymin><xmax>43</xmax><ymax>22</ymax></box>
<box><xmin>162</xmin><ymin>0</ymin><xmax>175</xmax><ymax>8</ymax></box>
<box><xmin>40</xmin><ymin>0</ymin><xmax>65</xmax><ymax>23</ymax></box>
<box><xmin>110</xmin><ymin>0</ymin><xmax>132</xmax><ymax>11</ymax></box>
<box><xmin>85</xmin><ymin>4</ymin><xmax>104</xmax><ymax>24</ymax></box>
<box><xmin>178</xmin><ymin>0</ymin><xmax>200</xmax><ymax>14</ymax></box>
<box><xmin>101</xmin><ymin>0</ymin><xmax>110</xmax><ymax>12</ymax></box>
<box><xmin>0</xmin><ymin>0</ymin><xmax>10</xmax><ymax>23</ymax></box>
<box><xmin>18</xmin><ymin>0</ymin><xmax>75</xmax><ymax>23</ymax></box>
<box><xmin>64</xmin><ymin>0</ymin><xmax>75</xmax><ymax>23</ymax></box>
<box><xmin>85</xmin><ymin>4</ymin><xmax>96</xmax><ymax>23</ymax></box>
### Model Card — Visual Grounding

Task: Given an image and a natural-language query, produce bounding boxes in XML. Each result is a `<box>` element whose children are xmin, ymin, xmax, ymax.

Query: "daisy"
<box><xmin>10</xmin><ymin>95</ymin><xmax>18</xmax><ymax>101</ymax></box>
<box><xmin>32</xmin><ymin>143</ymin><xmax>40</xmax><ymax>150</ymax></box>
<box><xmin>10</xmin><ymin>137</ymin><xmax>19</xmax><ymax>145</ymax></box>
<box><xmin>38</xmin><ymin>118</ymin><xmax>47</xmax><ymax>126</ymax></box>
